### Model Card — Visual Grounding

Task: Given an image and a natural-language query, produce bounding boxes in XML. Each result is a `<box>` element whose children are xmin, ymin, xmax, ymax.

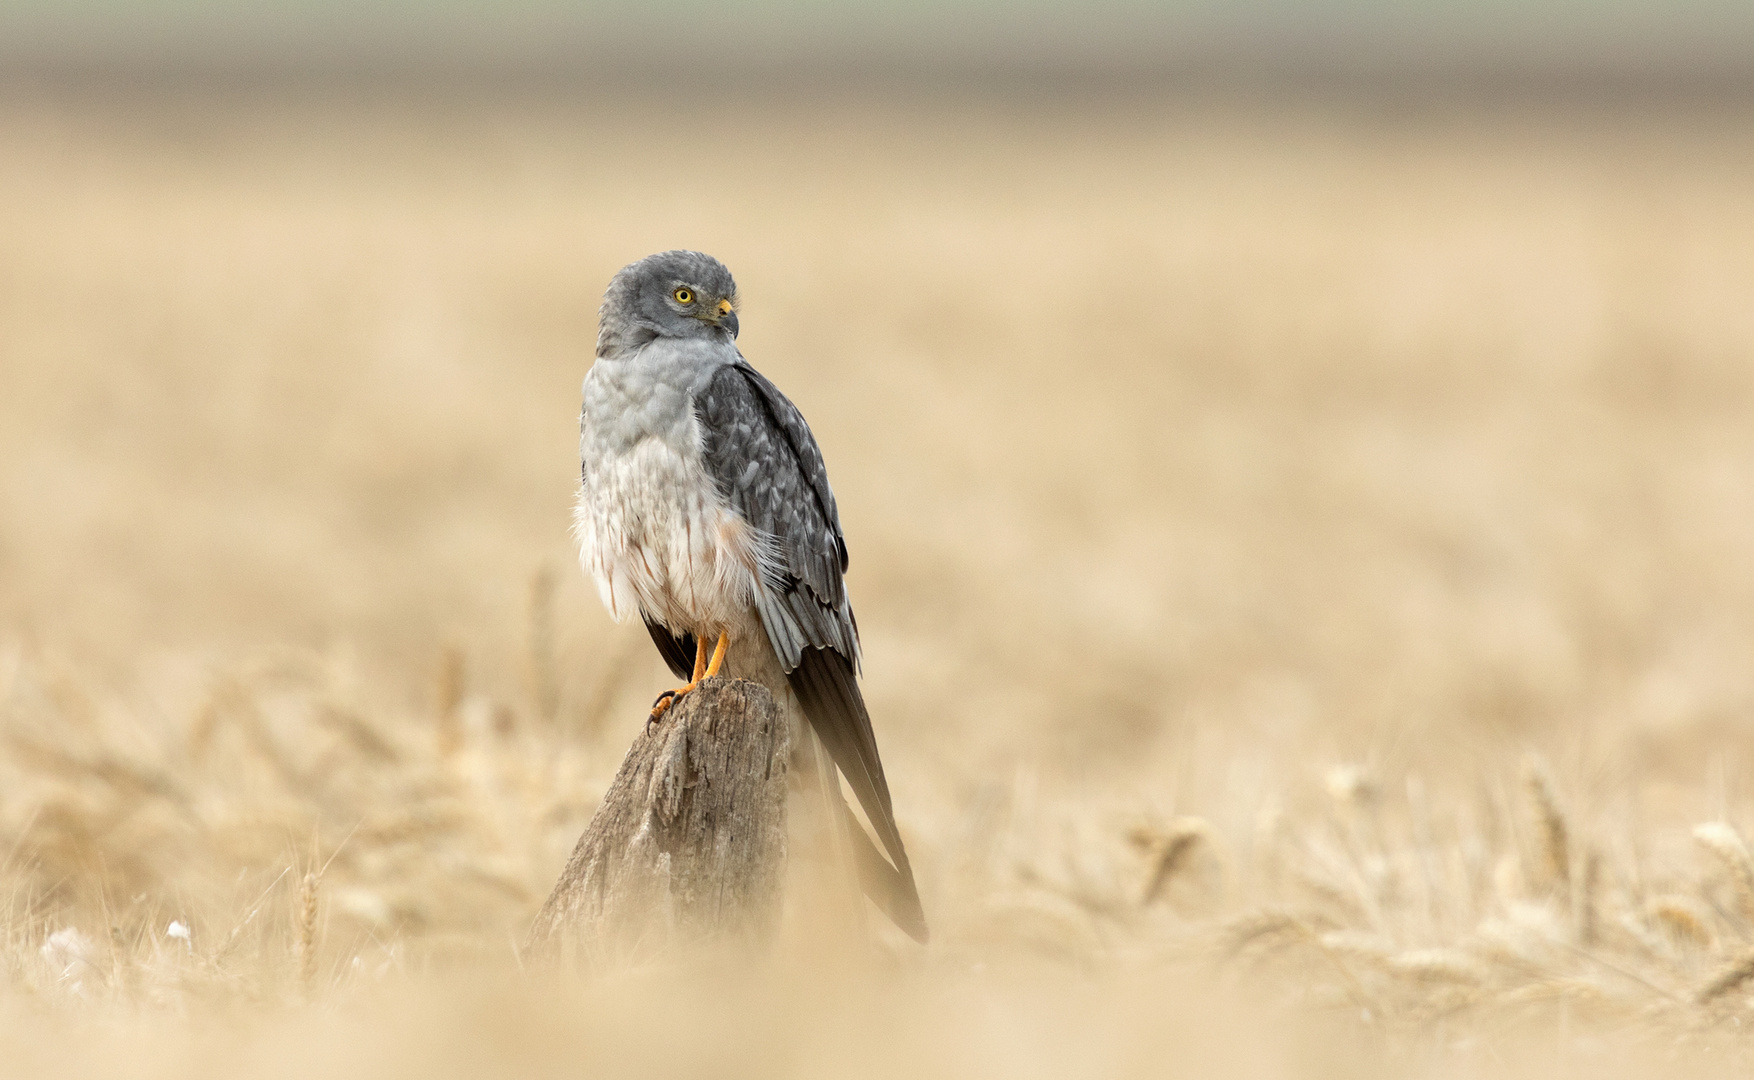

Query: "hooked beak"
<box><xmin>720</xmin><ymin>310</ymin><xmax>739</xmax><ymax>338</ymax></box>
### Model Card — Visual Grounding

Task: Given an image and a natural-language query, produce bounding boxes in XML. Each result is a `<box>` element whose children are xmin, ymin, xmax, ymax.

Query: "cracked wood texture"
<box><xmin>526</xmin><ymin>677</ymin><xmax>790</xmax><ymax>964</ymax></box>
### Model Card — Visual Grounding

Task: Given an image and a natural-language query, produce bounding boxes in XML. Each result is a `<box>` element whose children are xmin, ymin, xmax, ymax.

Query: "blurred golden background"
<box><xmin>3</xmin><ymin>2</ymin><xmax>1754</xmax><ymax>1075</ymax></box>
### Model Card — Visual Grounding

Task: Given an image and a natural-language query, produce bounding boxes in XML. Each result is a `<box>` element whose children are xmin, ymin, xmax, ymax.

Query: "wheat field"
<box><xmin>3</xmin><ymin>91</ymin><xmax>1754</xmax><ymax>1076</ymax></box>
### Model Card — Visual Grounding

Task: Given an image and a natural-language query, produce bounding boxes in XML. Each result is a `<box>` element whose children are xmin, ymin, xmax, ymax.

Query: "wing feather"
<box><xmin>696</xmin><ymin>362</ymin><xmax>926</xmax><ymax>942</ymax></box>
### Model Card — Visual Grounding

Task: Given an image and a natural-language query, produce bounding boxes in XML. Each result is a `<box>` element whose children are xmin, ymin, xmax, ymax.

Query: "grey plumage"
<box><xmin>576</xmin><ymin>250</ymin><xmax>926</xmax><ymax>941</ymax></box>
<box><xmin>697</xmin><ymin>363</ymin><xmax>856</xmax><ymax>664</ymax></box>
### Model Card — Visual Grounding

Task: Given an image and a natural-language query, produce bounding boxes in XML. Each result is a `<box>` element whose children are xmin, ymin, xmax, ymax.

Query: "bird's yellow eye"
<box><xmin>717</xmin><ymin>299</ymin><xmax>732</xmax><ymax>316</ymax></box>
<box><xmin>673</xmin><ymin>287</ymin><xmax>693</xmax><ymax>304</ymax></box>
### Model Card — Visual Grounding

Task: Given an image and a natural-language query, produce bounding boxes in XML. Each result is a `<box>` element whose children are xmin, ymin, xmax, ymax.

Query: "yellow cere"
<box><xmin>718</xmin><ymin>299</ymin><xmax>733</xmax><ymax>316</ymax></box>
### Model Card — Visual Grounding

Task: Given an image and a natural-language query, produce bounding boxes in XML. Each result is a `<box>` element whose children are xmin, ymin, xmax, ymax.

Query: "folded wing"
<box><xmin>694</xmin><ymin>361</ymin><xmax>927</xmax><ymax>942</ymax></box>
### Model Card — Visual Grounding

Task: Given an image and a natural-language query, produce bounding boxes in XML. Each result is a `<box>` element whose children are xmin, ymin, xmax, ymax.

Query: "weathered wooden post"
<box><xmin>526</xmin><ymin>677</ymin><xmax>790</xmax><ymax>964</ymax></box>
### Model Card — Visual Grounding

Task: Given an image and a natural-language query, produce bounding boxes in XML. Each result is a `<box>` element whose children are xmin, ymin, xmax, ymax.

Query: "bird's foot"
<box><xmin>645</xmin><ymin>631</ymin><xmax>730</xmax><ymax>729</ymax></box>
<box><xmin>648</xmin><ymin>682</ymin><xmax>696</xmax><ymax>727</ymax></box>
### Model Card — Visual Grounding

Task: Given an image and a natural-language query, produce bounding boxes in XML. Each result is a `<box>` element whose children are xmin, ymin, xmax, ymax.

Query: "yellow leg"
<box><xmin>703</xmin><ymin>630</ymin><xmax>729</xmax><ymax>678</ymax></box>
<box><xmin>690</xmin><ymin>635</ymin><xmax>709</xmax><ymax>682</ymax></box>
<box><xmin>650</xmin><ymin>631</ymin><xmax>730</xmax><ymax>725</ymax></box>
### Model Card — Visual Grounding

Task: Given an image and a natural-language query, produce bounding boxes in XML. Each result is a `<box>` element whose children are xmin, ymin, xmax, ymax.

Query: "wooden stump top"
<box><xmin>526</xmin><ymin>677</ymin><xmax>790</xmax><ymax>964</ymax></box>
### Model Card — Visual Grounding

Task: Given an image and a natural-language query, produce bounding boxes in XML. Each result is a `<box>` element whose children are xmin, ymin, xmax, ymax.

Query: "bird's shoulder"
<box><xmin>695</xmin><ymin>360</ymin><xmax>849</xmax><ymax>576</ymax></box>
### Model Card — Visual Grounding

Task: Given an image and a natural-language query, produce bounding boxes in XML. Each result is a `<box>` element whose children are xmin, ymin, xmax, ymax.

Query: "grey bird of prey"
<box><xmin>575</xmin><ymin>250</ymin><xmax>927</xmax><ymax>942</ymax></box>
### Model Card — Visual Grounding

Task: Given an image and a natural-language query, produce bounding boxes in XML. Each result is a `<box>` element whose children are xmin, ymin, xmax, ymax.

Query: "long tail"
<box><xmin>787</xmin><ymin>647</ymin><xmax>928</xmax><ymax>943</ymax></box>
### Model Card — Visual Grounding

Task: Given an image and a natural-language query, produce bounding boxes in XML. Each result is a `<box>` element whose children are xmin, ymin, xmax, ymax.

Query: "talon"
<box><xmin>648</xmin><ymin>682</ymin><xmax>693</xmax><ymax>725</ymax></box>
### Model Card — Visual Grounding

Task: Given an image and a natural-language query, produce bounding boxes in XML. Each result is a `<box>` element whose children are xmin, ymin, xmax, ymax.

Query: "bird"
<box><xmin>574</xmin><ymin>250</ymin><xmax>927</xmax><ymax>943</ymax></box>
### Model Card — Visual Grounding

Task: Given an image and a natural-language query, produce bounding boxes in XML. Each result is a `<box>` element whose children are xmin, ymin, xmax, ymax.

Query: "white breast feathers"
<box><xmin>575</xmin><ymin>425</ymin><xmax>770</xmax><ymax>636</ymax></box>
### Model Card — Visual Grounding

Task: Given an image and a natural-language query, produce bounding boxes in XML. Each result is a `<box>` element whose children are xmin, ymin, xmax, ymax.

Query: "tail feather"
<box><xmin>643</xmin><ymin>616</ymin><xmax>697</xmax><ymax>681</ymax></box>
<box><xmin>788</xmin><ymin>646</ymin><xmax>927</xmax><ymax>943</ymax></box>
<box><xmin>837</xmin><ymin>786</ymin><xmax>930</xmax><ymax>942</ymax></box>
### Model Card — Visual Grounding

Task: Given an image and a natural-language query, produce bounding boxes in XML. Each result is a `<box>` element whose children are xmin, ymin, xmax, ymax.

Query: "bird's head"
<box><xmin>597</xmin><ymin>250</ymin><xmax>740</xmax><ymax>357</ymax></box>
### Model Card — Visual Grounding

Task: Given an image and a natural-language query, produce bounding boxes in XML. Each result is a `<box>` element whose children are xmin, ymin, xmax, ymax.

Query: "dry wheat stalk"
<box><xmin>1650</xmin><ymin>895</ymin><xmax>1714</xmax><ymax>951</ymax></box>
<box><xmin>1385</xmin><ymin>948</ymin><xmax>1487</xmax><ymax>985</ymax></box>
<box><xmin>1522</xmin><ymin>757</ymin><xmax>1570</xmax><ymax>900</ymax></box>
<box><xmin>1220</xmin><ymin>910</ymin><xmax>1315</xmax><ymax>957</ymax></box>
<box><xmin>1575</xmin><ymin>847</ymin><xmax>1600</xmax><ymax>944</ymax></box>
<box><xmin>1696</xmin><ymin>947</ymin><xmax>1754</xmax><ymax>1004</ymax></box>
<box><xmin>1693</xmin><ymin>822</ymin><xmax>1754</xmax><ymax>924</ymax></box>
<box><xmin>1135</xmin><ymin>818</ymin><xmax>1210</xmax><ymax>906</ymax></box>
<box><xmin>296</xmin><ymin>870</ymin><xmax>321</xmax><ymax>992</ymax></box>
<box><xmin>1502</xmin><ymin>977</ymin><xmax>1611</xmax><ymax>1007</ymax></box>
